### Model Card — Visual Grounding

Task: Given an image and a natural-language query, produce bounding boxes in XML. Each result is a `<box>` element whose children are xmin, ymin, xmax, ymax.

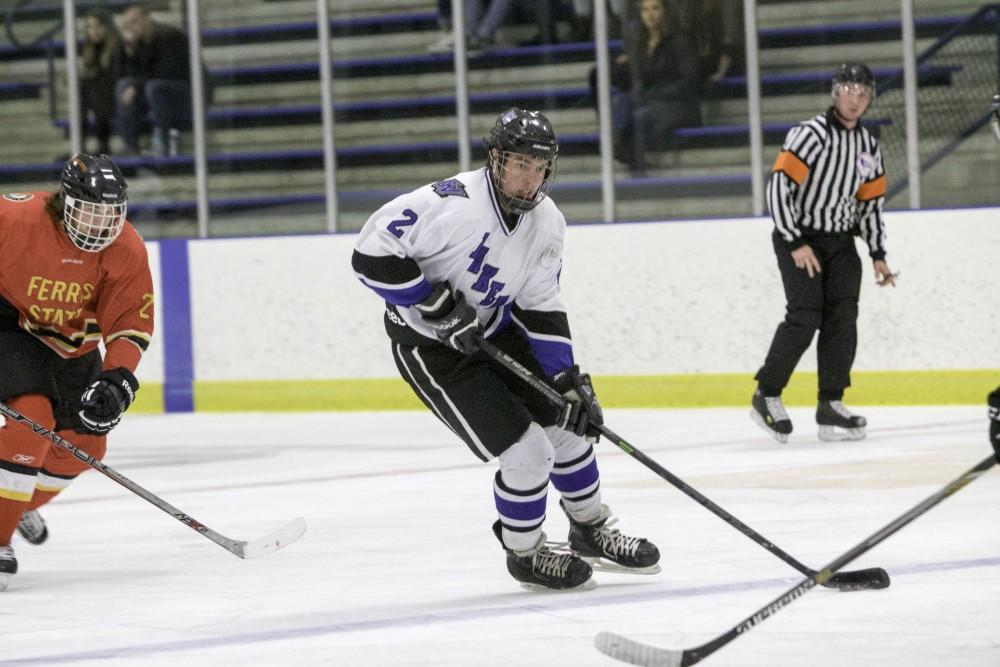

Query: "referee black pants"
<box><xmin>755</xmin><ymin>230</ymin><xmax>862</xmax><ymax>400</ymax></box>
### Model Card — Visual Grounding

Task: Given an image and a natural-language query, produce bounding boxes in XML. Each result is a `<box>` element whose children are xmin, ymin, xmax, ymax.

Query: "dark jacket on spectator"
<box><xmin>115</xmin><ymin>22</ymin><xmax>190</xmax><ymax>83</ymax></box>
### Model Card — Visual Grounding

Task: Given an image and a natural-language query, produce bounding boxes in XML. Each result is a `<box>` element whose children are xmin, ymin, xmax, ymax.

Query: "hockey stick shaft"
<box><xmin>475</xmin><ymin>337</ymin><xmax>887</xmax><ymax>590</ymax></box>
<box><xmin>0</xmin><ymin>400</ymin><xmax>304</xmax><ymax>559</ymax></box>
<box><xmin>596</xmin><ymin>454</ymin><xmax>998</xmax><ymax>666</ymax></box>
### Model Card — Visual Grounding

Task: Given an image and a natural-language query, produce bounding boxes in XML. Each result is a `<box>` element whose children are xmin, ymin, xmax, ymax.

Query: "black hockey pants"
<box><xmin>755</xmin><ymin>230</ymin><xmax>862</xmax><ymax>400</ymax></box>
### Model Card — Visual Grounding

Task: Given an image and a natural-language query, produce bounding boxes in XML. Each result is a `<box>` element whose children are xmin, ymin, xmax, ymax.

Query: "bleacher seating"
<box><xmin>0</xmin><ymin>0</ymin><xmax>994</xmax><ymax>231</ymax></box>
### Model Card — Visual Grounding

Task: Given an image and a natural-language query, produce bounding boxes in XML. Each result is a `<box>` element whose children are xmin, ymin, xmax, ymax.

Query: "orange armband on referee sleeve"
<box><xmin>771</xmin><ymin>151</ymin><xmax>809</xmax><ymax>186</ymax></box>
<box><xmin>856</xmin><ymin>174</ymin><xmax>886</xmax><ymax>201</ymax></box>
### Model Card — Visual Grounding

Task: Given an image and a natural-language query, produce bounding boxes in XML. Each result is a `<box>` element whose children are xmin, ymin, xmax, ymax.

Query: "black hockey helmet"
<box><xmin>832</xmin><ymin>62</ymin><xmax>876</xmax><ymax>95</ymax></box>
<box><xmin>60</xmin><ymin>153</ymin><xmax>128</xmax><ymax>252</ymax></box>
<box><xmin>485</xmin><ymin>108</ymin><xmax>559</xmax><ymax>214</ymax></box>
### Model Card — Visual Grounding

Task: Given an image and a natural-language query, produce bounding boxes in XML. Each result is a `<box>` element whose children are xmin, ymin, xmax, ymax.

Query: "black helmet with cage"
<box><xmin>486</xmin><ymin>108</ymin><xmax>559</xmax><ymax>215</ymax></box>
<box><xmin>59</xmin><ymin>153</ymin><xmax>128</xmax><ymax>252</ymax></box>
<box><xmin>832</xmin><ymin>62</ymin><xmax>876</xmax><ymax>99</ymax></box>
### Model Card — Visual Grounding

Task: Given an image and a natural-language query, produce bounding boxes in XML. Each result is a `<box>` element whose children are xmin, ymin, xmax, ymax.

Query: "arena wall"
<box><xmin>132</xmin><ymin>206</ymin><xmax>1000</xmax><ymax>412</ymax></box>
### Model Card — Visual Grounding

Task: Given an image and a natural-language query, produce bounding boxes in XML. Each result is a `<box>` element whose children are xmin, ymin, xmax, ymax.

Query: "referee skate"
<box><xmin>817</xmin><ymin>400</ymin><xmax>868</xmax><ymax>441</ymax></box>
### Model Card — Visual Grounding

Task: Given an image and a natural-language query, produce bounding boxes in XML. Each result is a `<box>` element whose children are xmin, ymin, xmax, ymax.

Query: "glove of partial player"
<box><xmin>989</xmin><ymin>387</ymin><xmax>1000</xmax><ymax>463</ymax></box>
<box><xmin>552</xmin><ymin>365</ymin><xmax>603</xmax><ymax>443</ymax></box>
<box><xmin>78</xmin><ymin>367</ymin><xmax>139</xmax><ymax>434</ymax></box>
<box><xmin>414</xmin><ymin>283</ymin><xmax>480</xmax><ymax>355</ymax></box>
<box><xmin>991</xmin><ymin>92</ymin><xmax>1000</xmax><ymax>141</ymax></box>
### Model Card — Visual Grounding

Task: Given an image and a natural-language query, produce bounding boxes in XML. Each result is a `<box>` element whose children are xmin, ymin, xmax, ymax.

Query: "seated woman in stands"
<box><xmin>608</xmin><ymin>0</ymin><xmax>702</xmax><ymax>176</ymax></box>
<box><xmin>79</xmin><ymin>8</ymin><xmax>120</xmax><ymax>155</ymax></box>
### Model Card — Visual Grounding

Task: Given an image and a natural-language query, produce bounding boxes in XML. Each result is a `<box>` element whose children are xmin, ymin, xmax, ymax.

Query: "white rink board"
<box><xmin>139</xmin><ymin>207</ymin><xmax>1000</xmax><ymax>385</ymax></box>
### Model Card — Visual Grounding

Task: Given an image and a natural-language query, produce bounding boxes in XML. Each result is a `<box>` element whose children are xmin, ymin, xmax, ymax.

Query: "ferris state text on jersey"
<box><xmin>0</xmin><ymin>191</ymin><xmax>154</xmax><ymax>360</ymax></box>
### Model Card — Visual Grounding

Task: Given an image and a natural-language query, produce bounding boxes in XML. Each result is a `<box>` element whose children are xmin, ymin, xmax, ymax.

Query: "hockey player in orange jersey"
<box><xmin>0</xmin><ymin>153</ymin><xmax>154</xmax><ymax>590</ymax></box>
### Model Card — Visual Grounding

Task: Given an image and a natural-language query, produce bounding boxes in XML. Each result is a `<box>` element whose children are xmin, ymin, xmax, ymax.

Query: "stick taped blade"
<box><xmin>824</xmin><ymin>567</ymin><xmax>890</xmax><ymax>591</ymax></box>
<box><xmin>237</xmin><ymin>517</ymin><xmax>306</xmax><ymax>559</ymax></box>
<box><xmin>595</xmin><ymin>631</ymin><xmax>682</xmax><ymax>667</ymax></box>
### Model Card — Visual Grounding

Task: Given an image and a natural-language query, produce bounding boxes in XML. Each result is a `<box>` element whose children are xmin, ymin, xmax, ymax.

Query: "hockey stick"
<box><xmin>595</xmin><ymin>454</ymin><xmax>997</xmax><ymax>666</ymax></box>
<box><xmin>474</xmin><ymin>337</ymin><xmax>889</xmax><ymax>591</ymax></box>
<box><xmin>0</xmin><ymin>401</ymin><xmax>305</xmax><ymax>559</ymax></box>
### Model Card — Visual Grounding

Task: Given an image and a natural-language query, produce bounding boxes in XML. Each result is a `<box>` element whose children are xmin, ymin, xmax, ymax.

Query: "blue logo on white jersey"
<box><xmin>467</xmin><ymin>233</ymin><xmax>509</xmax><ymax>309</ymax></box>
<box><xmin>432</xmin><ymin>179</ymin><xmax>469</xmax><ymax>199</ymax></box>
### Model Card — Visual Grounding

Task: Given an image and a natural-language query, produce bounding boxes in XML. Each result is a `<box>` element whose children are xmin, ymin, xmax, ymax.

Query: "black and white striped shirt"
<box><xmin>767</xmin><ymin>108</ymin><xmax>887</xmax><ymax>259</ymax></box>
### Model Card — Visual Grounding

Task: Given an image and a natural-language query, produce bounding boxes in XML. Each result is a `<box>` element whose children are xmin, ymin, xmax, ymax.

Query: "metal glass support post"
<box><xmin>62</xmin><ymin>0</ymin><xmax>81</xmax><ymax>156</ymax></box>
<box><xmin>594</xmin><ymin>0</ymin><xmax>615</xmax><ymax>222</ymax></box>
<box><xmin>451</xmin><ymin>0</ymin><xmax>471</xmax><ymax>172</ymax></box>
<box><xmin>743</xmin><ymin>0</ymin><xmax>764</xmax><ymax>216</ymax></box>
<box><xmin>901</xmin><ymin>0</ymin><xmax>921</xmax><ymax>208</ymax></box>
<box><xmin>317</xmin><ymin>0</ymin><xmax>339</xmax><ymax>231</ymax></box>
<box><xmin>186</xmin><ymin>0</ymin><xmax>209</xmax><ymax>237</ymax></box>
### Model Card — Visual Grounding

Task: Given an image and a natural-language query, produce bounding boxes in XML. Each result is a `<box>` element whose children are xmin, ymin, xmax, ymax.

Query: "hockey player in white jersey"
<box><xmin>352</xmin><ymin>108</ymin><xmax>660</xmax><ymax>591</ymax></box>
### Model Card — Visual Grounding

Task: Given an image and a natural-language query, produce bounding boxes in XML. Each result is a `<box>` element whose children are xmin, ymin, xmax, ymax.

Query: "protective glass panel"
<box><xmin>891</xmin><ymin>1</ymin><xmax>999</xmax><ymax>208</ymax></box>
<box><xmin>587</xmin><ymin>0</ymin><xmax>753</xmax><ymax>223</ymax></box>
<box><xmin>198</xmin><ymin>0</ymin><xmax>328</xmax><ymax>237</ymax></box>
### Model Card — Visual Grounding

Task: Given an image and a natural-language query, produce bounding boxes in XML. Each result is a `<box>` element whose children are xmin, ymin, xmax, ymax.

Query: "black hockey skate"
<box><xmin>17</xmin><ymin>510</ymin><xmax>48</xmax><ymax>545</ymax></box>
<box><xmin>0</xmin><ymin>544</ymin><xmax>17</xmax><ymax>592</ymax></box>
<box><xmin>751</xmin><ymin>389</ymin><xmax>793</xmax><ymax>443</ymax></box>
<box><xmin>492</xmin><ymin>521</ymin><xmax>594</xmax><ymax>592</ymax></box>
<box><xmin>563</xmin><ymin>502</ymin><xmax>661</xmax><ymax>575</ymax></box>
<box><xmin>816</xmin><ymin>400</ymin><xmax>867</xmax><ymax>441</ymax></box>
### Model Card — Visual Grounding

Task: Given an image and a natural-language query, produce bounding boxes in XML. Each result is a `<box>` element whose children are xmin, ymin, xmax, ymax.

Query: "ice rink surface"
<box><xmin>1</xmin><ymin>405</ymin><xmax>998</xmax><ymax>667</ymax></box>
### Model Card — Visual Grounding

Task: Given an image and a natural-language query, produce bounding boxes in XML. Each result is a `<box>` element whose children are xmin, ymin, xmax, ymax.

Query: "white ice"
<box><xmin>1</xmin><ymin>406</ymin><xmax>998</xmax><ymax>667</ymax></box>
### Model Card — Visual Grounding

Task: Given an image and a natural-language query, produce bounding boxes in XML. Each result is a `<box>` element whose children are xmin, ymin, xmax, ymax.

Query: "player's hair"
<box><xmin>44</xmin><ymin>191</ymin><xmax>64</xmax><ymax>223</ymax></box>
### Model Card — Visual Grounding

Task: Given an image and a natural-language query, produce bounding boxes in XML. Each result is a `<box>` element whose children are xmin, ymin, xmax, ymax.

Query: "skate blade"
<box><xmin>750</xmin><ymin>410</ymin><xmax>789</xmax><ymax>443</ymax></box>
<box><xmin>0</xmin><ymin>574</ymin><xmax>10</xmax><ymax>592</ymax></box>
<box><xmin>818</xmin><ymin>425</ymin><xmax>866</xmax><ymax>441</ymax></box>
<box><xmin>585</xmin><ymin>557</ymin><xmax>662</xmax><ymax>575</ymax></box>
<box><xmin>519</xmin><ymin>577</ymin><xmax>598</xmax><ymax>593</ymax></box>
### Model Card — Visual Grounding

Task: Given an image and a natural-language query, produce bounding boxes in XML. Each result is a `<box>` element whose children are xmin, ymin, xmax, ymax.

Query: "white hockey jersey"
<box><xmin>352</xmin><ymin>167</ymin><xmax>574</xmax><ymax>376</ymax></box>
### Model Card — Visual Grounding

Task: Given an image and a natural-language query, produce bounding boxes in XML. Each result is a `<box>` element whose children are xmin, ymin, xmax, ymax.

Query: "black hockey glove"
<box><xmin>78</xmin><ymin>367</ymin><xmax>139</xmax><ymax>434</ymax></box>
<box><xmin>552</xmin><ymin>365</ymin><xmax>603</xmax><ymax>443</ymax></box>
<box><xmin>991</xmin><ymin>92</ymin><xmax>1000</xmax><ymax>141</ymax></box>
<box><xmin>414</xmin><ymin>283</ymin><xmax>480</xmax><ymax>355</ymax></box>
<box><xmin>988</xmin><ymin>387</ymin><xmax>1000</xmax><ymax>463</ymax></box>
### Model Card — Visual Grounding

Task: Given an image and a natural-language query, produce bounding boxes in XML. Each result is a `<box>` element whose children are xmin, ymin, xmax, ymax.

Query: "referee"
<box><xmin>750</xmin><ymin>62</ymin><xmax>896</xmax><ymax>443</ymax></box>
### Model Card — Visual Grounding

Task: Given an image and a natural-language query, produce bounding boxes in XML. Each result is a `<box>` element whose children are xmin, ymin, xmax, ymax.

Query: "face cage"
<box><xmin>490</xmin><ymin>149</ymin><xmax>557</xmax><ymax>215</ymax></box>
<box><xmin>63</xmin><ymin>194</ymin><xmax>127</xmax><ymax>252</ymax></box>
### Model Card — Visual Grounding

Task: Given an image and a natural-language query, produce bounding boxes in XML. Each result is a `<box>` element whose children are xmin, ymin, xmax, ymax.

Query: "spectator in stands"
<box><xmin>608</xmin><ymin>0</ymin><xmax>702</xmax><ymax>175</ymax></box>
<box><xmin>427</xmin><ymin>0</ymin><xmax>453</xmax><ymax>53</ymax></box>
<box><xmin>673</xmin><ymin>0</ymin><xmax>745</xmax><ymax>86</ymax></box>
<box><xmin>465</xmin><ymin>0</ymin><xmax>556</xmax><ymax>55</ymax></box>
<box><xmin>429</xmin><ymin>0</ymin><xmax>556</xmax><ymax>54</ymax></box>
<box><xmin>78</xmin><ymin>9</ymin><xmax>120</xmax><ymax>155</ymax></box>
<box><xmin>113</xmin><ymin>4</ymin><xmax>201</xmax><ymax>157</ymax></box>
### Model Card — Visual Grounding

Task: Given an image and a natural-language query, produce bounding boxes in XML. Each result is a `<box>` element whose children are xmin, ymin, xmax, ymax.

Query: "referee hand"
<box><xmin>873</xmin><ymin>260</ymin><xmax>897</xmax><ymax>287</ymax></box>
<box><xmin>791</xmin><ymin>245</ymin><xmax>821</xmax><ymax>278</ymax></box>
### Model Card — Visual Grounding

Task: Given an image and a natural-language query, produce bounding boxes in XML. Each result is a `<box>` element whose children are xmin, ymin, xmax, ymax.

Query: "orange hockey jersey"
<box><xmin>0</xmin><ymin>192</ymin><xmax>154</xmax><ymax>373</ymax></box>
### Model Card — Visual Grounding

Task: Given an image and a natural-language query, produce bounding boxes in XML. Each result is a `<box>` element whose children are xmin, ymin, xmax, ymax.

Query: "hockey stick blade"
<box><xmin>0</xmin><ymin>400</ymin><xmax>307</xmax><ymax>561</ymax></box>
<box><xmin>823</xmin><ymin>566</ymin><xmax>890</xmax><ymax>591</ymax></box>
<box><xmin>596</xmin><ymin>631</ymin><xmax>684</xmax><ymax>667</ymax></box>
<box><xmin>232</xmin><ymin>516</ymin><xmax>307</xmax><ymax>559</ymax></box>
